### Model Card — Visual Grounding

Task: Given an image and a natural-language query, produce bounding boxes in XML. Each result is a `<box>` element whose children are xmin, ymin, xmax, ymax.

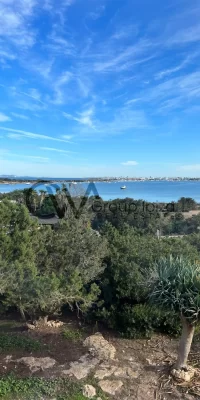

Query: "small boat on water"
<box><xmin>120</xmin><ymin>185</ymin><xmax>126</xmax><ymax>189</ymax></box>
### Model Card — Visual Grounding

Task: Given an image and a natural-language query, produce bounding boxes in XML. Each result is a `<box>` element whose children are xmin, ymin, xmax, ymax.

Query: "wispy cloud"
<box><xmin>17</xmin><ymin>88</ymin><xmax>45</xmax><ymax>105</ymax></box>
<box><xmin>93</xmin><ymin>40</ymin><xmax>154</xmax><ymax>73</ymax></box>
<box><xmin>0</xmin><ymin>150</ymin><xmax>49</xmax><ymax>163</ymax></box>
<box><xmin>135</xmin><ymin>71</ymin><xmax>200</xmax><ymax>112</ymax></box>
<box><xmin>0</xmin><ymin>0</ymin><xmax>37</xmax><ymax>48</ymax></box>
<box><xmin>40</xmin><ymin>147</ymin><xmax>76</xmax><ymax>153</ymax></box>
<box><xmin>155</xmin><ymin>52</ymin><xmax>199</xmax><ymax>80</ymax></box>
<box><xmin>11</xmin><ymin>112</ymin><xmax>29</xmax><ymax>120</ymax></box>
<box><xmin>121</xmin><ymin>161</ymin><xmax>138</xmax><ymax>166</ymax></box>
<box><xmin>0</xmin><ymin>127</ymin><xmax>74</xmax><ymax>143</ymax></box>
<box><xmin>111</xmin><ymin>24</ymin><xmax>139</xmax><ymax>40</ymax></box>
<box><xmin>0</xmin><ymin>113</ymin><xmax>11</xmax><ymax>122</ymax></box>
<box><xmin>51</xmin><ymin>71</ymin><xmax>73</xmax><ymax>105</ymax></box>
<box><xmin>63</xmin><ymin>108</ymin><xmax>95</xmax><ymax>128</ymax></box>
<box><xmin>88</xmin><ymin>5</ymin><xmax>105</xmax><ymax>20</ymax></box>
<box><xmin>62</xmin><ymin>135</ymin><xmax>74</xmax><ymax>140</ymax></box>
<box><xmin>167</xmin><ymin>24</ymin><xmax>200</xmax><ymax>46</ymax></box>
<box><xmin>46</xmin><ymin>31</ymin><xmax>76</xmax><ymax>57</ymax></box>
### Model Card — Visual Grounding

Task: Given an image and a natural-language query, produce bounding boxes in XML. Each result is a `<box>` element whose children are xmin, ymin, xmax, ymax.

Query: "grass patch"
<box><xmin>62</xmin><ymin>328</ymin><xmax>83</xmax><ymax>342</ymax></box>
<box><xmin>0</xmin><ymin>334</ymin><xmax>41</xmax><ymax>352</ymax></box>
<box><xmin>0</xmin><ymin>376</ymin><xmax>107</xmax><ymax>399</ymax></box>
<box><xmin>0</xmin><ymin>321</ymin><xmax>23</xmax><ymax>332</ymax></box>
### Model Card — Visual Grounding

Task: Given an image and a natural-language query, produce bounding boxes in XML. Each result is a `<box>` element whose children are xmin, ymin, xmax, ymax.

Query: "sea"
<box><xmin>1</xmin><ymin>179</ymin><xmax>200</xmax><ymax>202</ymax></box>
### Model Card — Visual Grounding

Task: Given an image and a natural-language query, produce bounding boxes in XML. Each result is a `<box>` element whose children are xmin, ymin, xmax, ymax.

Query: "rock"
<box><xmin>83</xmin><ymin>333</ymin><xmax>116</xmax><ymax>361</ymax></box>
<box><xmin>62</xmin><ymin>354</ymin><xmax>99</xmax><ymax>380</ymax></box>
<box><xmin>95</xmin><ymin>365</ymin><xmax>117</xmax><ymax>380</ymax></box>
<box><xmin>4</xmin><ymin>355</ymin><xmax>13</xmax><ymax>363</ymax></box>
<box><xmin>26</xmin><ymin>323</ymin><xmax>36</xmax><ymax>330</ymax></box>
<box><xmin>83</xmin><ymin>385</ymin><xmax>96</xmax><ymax>398</ymax></box>
<box><xmin>46</xmin><ymin>320</ymin><xmax>64</xmax><ymax>328</ymax></box>
<box><xmin>114</xmin><ymin>366</ymin><xmax>139</xmax><ymax>379</ymax></box>
<box><xmin>17</xmin><ymin>357</ymin><xmax>56</xmax><ymax>372</ymax></box>
<box><xmin>98</xmin><ymin>379</ymin><xmax>123</xmax><ymax>395</ymax></box>
<box><xmin>32</xmin><ymin>318</ymin><xmax>64</xmax><ymax>328</ymax></box>
<box><xmin>171</xmin><ymin>367</ymin><xmax>195</xmax><ymax>382</ymax></box>
<box><xmin>95</xmin><ymin>365</ymin><xmax>139</xmax><ymax>380</ymax></box>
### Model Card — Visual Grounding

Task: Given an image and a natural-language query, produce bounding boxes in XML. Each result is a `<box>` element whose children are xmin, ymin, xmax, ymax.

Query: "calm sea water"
<box><xmin>1</xmin><ymin>180</ymin><xmax>200</xmax><ymax>202</ymax></box>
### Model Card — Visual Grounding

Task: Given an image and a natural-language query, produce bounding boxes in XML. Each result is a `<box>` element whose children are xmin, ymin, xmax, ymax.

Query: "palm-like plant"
<box><xmin>150</xmin><ymin>256</ymin><xmax>200</xmax><ymax>370</ymax></box>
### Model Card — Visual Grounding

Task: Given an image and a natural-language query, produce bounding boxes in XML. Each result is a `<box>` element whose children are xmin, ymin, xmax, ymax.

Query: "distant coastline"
<box><xmin>1</xmin><ymin>176</ymin><xmax>200</xmax><ymax>185</ymax></box>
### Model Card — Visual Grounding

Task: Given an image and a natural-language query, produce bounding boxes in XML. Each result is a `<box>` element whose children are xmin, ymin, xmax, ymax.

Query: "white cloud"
<box><xmin>121</xmin><ymin>161</ymin><xmax>138</xmax><ymax>166</ymax></box>
<box><xmin>111</xmin><ymin>24</ymin><xmax>138</xmax><ymax>40</ymax></box>
<box><xmin>0</xmin><ymin>127</ymin><xmax>75</xmax><ymax>143</ymax></box>
<box><xmin>11</xmin><ymin>112</ymin><xmax>29</xmax><ymax>120</ymax></box>
<box><xmin>62</xmin><ymin>135</ymin><xmax>74</xmax><ymax>140</ymax></box>
<box><xmin>93</xmin><ymin>40</ymin><xmax>154</xmax><ymax>73</ymax></box>
<box><xmin>0</xmin><ymin>112</ymin><xmax>11</xmax><ymax>122</ymax></box>
<box><xmin>17</xmin><ymin>88</ymin><xmax>45</xmax><ymax>105</ymax></box>
<box><xmin>46</xmin><ymin>32</ymin><xmax>76</xmax><ymax>57</ymax></box>
<box><xmin>155</xmin><ymin>53</ymin><xmax>199</xmax><ymax>80</ymax></box>
<box><xmin>63</xmin><ymin>108</ymin><xmax>95</xmax><ymax>128</ymax></box>
<box><xmin>52</xmin><ymin>71</ymin><xmax>73</xmax><ymax>105</ymax></box>
<box><xmin>167</xmin><ymin>24</ymin><xmax>200</xmax><ymax>46</ymax></box>
<box><xmin>7</xmin><ymin>133</ymin><xmax>22</xmax><ymax>140</ymax></box>
<box><xmin>40</xmin><ymin>147</ymin><xmax>76</xmax><ymax>153</ymax></box>
<box><xmin>0</xmin><ymin>0</ymin><xmax>37</xmax><ymax>48</ymax></box>
<box><xmin>88</xmin><ymin>5</ymin><xmax>105</xmax><ymax>20</ymax></box>
<box><xmin>0</xmin><ymin>150</ymin><xmax>49</xmax><ymax>163</ymax></box>
<box><xmin>77</xmin><ymin>78</ymin><xmax>90</xmax><ymax>98</ymax></box>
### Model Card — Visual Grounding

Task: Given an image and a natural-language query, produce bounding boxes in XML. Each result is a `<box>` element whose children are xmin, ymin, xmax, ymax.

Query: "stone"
<box><xmin>17</xmin><ymin>357</ymin><xmax>56</xmax><ymax>372</ymax></box>
<box><xmin>26</xmin><ymin>323</ymin><xmax>36</xmax><ymax>330</ymax></box>
<box><xmin>98</xmin><ymin>380</ymin><xmax>123</xmax><ymax>395</ymax></box>
<box><xmin>4</xmin><ymin>355</ymin><xmax>13</xmax><ymax>363</ymax></box>
<box><xmin>83</xmin><ymin>385</ymin><xmax>96</xmax><ymax>398</ymax></box>
<box><xmin>171</xmin><ymin>367</ymin><xmax>195</xmax><ymax>382</ymax></box>
<box><xmin>94</xmin><ymin>365</ymin><xmax>117</xmax><ymax>380</ymax></box>
<box><xmin>46</xmin><ymin>320</ymin><xmax>64</xmax><ymax>328</ymax></box>
<box><xmin>94</xmin><ymin>365</ymin><xmax>139</xmax><ymax>380</ymax></box>
<box><xmin>83</xmin><ymin>333</ymin><xmax>116</xmax><ymax>361</ymax></box>
<box><xmin>114</xmin><ymin>366</ymin><xmax>139</xmax><ymax>379</ymax></box>
<box><xmin>62</xmin><ymin>354</ymin><xmax>99</xmax><ymax>380</ymax></box>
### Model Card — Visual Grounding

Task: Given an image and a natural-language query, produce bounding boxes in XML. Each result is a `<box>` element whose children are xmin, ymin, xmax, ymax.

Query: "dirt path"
<box><xmin>0</xmin><ymin>319</ymin><xmax>199</xmax><ymax>399</ymax></box>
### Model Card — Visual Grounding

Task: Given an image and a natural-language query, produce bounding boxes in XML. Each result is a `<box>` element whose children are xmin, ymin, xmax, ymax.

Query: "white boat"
<box><xmin>120</xmin><ymin>185</ymin><xmax>126</xmax><ymax>189</ymax></box>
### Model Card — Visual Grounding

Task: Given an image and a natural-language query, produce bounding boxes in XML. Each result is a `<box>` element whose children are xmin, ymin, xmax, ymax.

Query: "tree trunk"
<box><xmin>19</xmin><ymin>306</ymin><xmax>26</xmax><ymax>322</ymax></box>
<box><xmin>175</xmin><ymin>316</ymin><xmax>195</xmax><ymax>370</ymax></box>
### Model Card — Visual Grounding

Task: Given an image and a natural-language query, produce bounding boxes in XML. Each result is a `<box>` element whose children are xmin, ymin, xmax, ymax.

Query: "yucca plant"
<box><xmin>150</xmin><ymin>256</ymin><xmax>200</xmax><ymax>370</ymax></box>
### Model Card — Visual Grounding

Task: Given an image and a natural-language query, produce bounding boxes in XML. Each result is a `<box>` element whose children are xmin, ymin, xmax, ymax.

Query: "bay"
<box><xmin>1</xmin><ymin>180</ymin><xmax>200</xmax><ymax>202</ymax></box>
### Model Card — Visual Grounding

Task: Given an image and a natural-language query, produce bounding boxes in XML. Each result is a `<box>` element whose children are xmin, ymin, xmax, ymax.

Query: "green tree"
<box><xmin>150</xmin><ymin>256</ymin><xmax>200</xmax><ymax>369</ymax></box>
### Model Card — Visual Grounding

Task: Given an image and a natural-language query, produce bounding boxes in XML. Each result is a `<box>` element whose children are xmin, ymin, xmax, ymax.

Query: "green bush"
<box><xmin>0</xmin><ymin>376</ymin><xmax>85</xmax><ymax>399</ymax></box>
<box><xmin>0</xmin><ymin>334</ymin><xmax>41</xmax><ymax>352</ymax></box>
<box><xmin>62</xmin><ymin>328</ymin><xmax>83</xmax><ymax>342</ymax></box>
<box><xmin>103</xmin><ymin>304</ymin><xmax>181</xmax><ymax>339</ymax></box>
<box><xmin>0</xmin><ymin>376</ymin><xmax>107</xmax><ymax>399</ymax></box>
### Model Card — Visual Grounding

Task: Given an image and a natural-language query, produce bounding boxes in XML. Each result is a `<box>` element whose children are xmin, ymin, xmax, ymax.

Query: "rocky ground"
<box><xmin>0</xmin><ymin>318</ymin><xmax>199</xmax><ymax>399</ymax></box>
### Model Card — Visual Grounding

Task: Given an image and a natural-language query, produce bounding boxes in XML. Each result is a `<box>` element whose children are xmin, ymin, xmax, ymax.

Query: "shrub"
<box><xmin>0</xmin><ymin>334</ymin><xmax>41</xmax><ymax>352</ymax></box>
<box><xmin>102</xmin><ymin>304</ymin><xmax>181</xmax><ymax>339</ymax></box>
<box><xmin>62</xmin><ymin>328</ymin><xmax>83</xmax><ymax>342</ymax></box>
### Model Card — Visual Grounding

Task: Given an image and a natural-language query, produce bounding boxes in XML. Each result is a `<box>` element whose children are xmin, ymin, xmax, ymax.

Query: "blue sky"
<box><xmin>0</xmin><ymin>0</ymin><xmax>200</xmax><ymax>177</ymax></box>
